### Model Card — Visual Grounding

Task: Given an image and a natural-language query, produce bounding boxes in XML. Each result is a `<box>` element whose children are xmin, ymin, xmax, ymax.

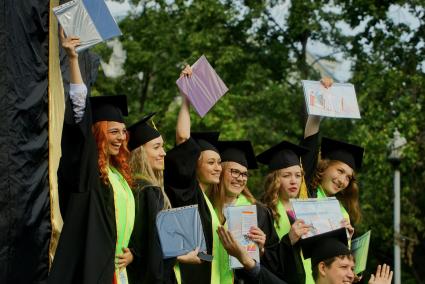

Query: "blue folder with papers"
<box><xmin>156</xmin><ymin>205</ymin><xmax>209</xmax><ymax>259</ymax></box>
<box><xmin>53</xmin><ymin>0</ymin><xmax>122</xmax><ymax>52</ymax></box>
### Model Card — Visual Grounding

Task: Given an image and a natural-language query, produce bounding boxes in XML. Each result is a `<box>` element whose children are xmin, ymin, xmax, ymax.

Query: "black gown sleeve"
<box><xmin>128</xmin><ymin>186</ymin><xmax>177</xmax><ymax>284</ymax></box>
<box><xmin>164</xmin><ymin>138</ymin><xmax>201</xmax><ymax>207</ymax></box>
<box><xmin>300</xmin><ymin>132</ymin><xmax>320</xmax><ymax>197</ymax></box>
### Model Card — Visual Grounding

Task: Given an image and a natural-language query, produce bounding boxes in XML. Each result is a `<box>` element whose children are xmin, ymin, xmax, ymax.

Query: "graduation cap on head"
<box><xmin>191</xmin><ymin>132</ymin><xmax>220</xmax><ymax>153</ymax></box>
<box><xmin>218</xmin><ymin>140</ymin><xmax>258</xmax><ymax>169</ymax></box>
<box><xmin>321</xmin><ymin>137</ymin><xmax>364</xmax><ymax>171</ymax></box>
<box><xmin>301</xmin><ymin>227</ymin><xmax>350</xmax><ymax>267</ymax></box>
<box><xmin>128</xmin><ymin>113</ymin><xmax>161</xmax><ymax>151</ymax></box>
<box><xmin>257</xmin><ymin>141</ymin><xmax>310</xmax><ymax>172</ymax></box>
<box><xmin>90</xmin><ymin>95</ymin><xmax>128</xmax><ymax>123</ymax></box>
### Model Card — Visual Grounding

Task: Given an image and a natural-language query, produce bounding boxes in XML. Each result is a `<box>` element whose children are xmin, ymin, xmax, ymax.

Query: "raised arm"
<box><xmin>60</xmin><ymin>28</ymin><xmax>82</xmax><ymax>84</ymax></box>
<box><xmin>175</xmin><ymin>65</ymin><xmax>192</xmax><ymax>145</ymax></box>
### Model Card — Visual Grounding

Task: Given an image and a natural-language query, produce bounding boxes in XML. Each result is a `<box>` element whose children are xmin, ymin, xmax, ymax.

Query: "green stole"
<box><xmin>274</xmin><ymin>199</ymin><xmax>291</xmax><ymax>239</ymax></box>
<box><xmin>108</xmin><ymin>167</ymin><xmax>135</xmax><ymax>284</ymax></box>
<box><xmin>214</xmin><ymin>194</ymin><xmax>253</xmax><ymax>284</ymax></box>
<box><xmin>174</xmin><ymin>191</ymin><xmax>233</xmax><ymax>284</ymax></box>
<box><xmin>204</xmin><ymin>191</ymin><xmax>234</xmax><ymax>284</ymax></box>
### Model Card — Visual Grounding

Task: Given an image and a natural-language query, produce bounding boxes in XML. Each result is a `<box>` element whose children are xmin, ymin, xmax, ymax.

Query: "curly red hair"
<box><xmin>92</xmin><ymin>121</ymin><xmax>132</xmax><ymax>187</ymax></box>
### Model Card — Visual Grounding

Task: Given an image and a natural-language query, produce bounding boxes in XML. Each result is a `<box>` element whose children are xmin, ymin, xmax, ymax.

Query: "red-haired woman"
<box><xmin>49</xmin><ymin>32</ymin><xmax>134</xmax><ymax>284</ymax></box>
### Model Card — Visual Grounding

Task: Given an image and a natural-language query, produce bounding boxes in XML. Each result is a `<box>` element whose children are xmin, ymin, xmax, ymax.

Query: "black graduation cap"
<box><xmin>90</xmin><ymin>95</ymin><xmax>128</xmax><ymax>123</ymax></box>
<box><xmin>127</xmin><ymin>113</ymin><xmax>161</xmax><ymax>151</ymax></box>
<box><xmin>191</xmin><ymin>132</ymin><xmax>220</xmax><ymax>153</ymax></box>
<box><xmin>218</xmin><ymin>140</ymin><xmax>258</xmax><ymax>169</ymax></box>
<box><xmin>301</xmin><ymin>227</ymin><xmax>350</xmax><ymax>267</ymax></box>
<box><xmin>321</xmin><ymin>137</ymin><xmax>364</xmax><ymax>171</ymax></box>
<box><xmin>257</xmin><ymin>141</ymin><xmax>310</xmax><ymax>171</ymax></box>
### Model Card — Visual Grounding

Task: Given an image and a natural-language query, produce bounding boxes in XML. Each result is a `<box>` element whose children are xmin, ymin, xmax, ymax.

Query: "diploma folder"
<box><xmin>53</xmin><ymin>0</ymin><xmax>122</xmax><ymax>52</ymax></box>
<box><xmin>302</xmin><ymin>80</ymin><xmax>361</xmax><ymax>119</ymax></box>
<box><xmin>176</xmin><ymin>55</ymin><xmax>229</xmax><ymax>117</ymax></box>
<box><xmin>156</xmin><ymin>205</ymin><xmax>209</xmax><ymax>259</ymax></box>
<box><xmin>224</xmin><ymin>204</ymin><xmax>260</xmax><ymax>269</ymax></box>
<box><xmin>351</xmin><ymin>230</ymin><xmax>371</xmax><ymax>274</ymax></box>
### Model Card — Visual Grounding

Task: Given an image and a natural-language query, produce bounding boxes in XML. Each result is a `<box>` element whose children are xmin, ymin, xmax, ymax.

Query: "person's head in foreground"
<box><xmin>311</xmin><ymin>237</ymin><xmax>355</xmax><ymax>284</ymax></box>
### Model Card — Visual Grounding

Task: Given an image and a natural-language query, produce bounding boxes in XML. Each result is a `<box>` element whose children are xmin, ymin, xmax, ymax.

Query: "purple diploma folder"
<box><xmin>176</xmin><ymin>55</ymin><xmax>229</xmax><ymax>117</ymax></box>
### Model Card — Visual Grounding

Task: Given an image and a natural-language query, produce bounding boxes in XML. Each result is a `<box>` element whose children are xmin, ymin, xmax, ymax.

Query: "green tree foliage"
<box><xmin>93</xmin><ymin>0</ymin><xmax>424</xmax><ymax>281</ymax></box>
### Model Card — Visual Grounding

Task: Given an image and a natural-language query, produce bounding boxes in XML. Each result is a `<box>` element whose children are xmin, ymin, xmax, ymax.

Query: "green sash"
<box><xmin>203</xmin><ymin>191</ymin><xmax>234</xmax><ymax>284</ymax></box>
<box><xmin>108</xmin><ymin>167</ymin><xmax>135</xmax><ymax>284</ymax></box>
<box><xmin>274</xmin><ymin>199</ymin><xmax>291</xmax><ymax>239</ymax></box>
<box><xmin>234</xmin><ymin>194</ymin><xmax>252</xmax><ymax>206</ymax></box>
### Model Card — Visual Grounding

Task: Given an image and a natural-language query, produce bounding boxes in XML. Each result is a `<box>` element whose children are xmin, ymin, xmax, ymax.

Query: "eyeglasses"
<box><xmin>229</xmin><ymin>169</ymin><xmax>249</xmax><ymax>180</ymax></box>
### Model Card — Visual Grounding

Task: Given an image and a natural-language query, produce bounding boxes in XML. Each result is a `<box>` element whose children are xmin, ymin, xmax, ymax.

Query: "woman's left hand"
<box><xmin>341</xmin><ymin>218</ymin><xmax>355</xmax><ymax>240</ymax></box>
<box><xmin>116</xmin><ymin>247</ymin><xmax>134</xmax><ymax>269</ymax></box>
<box><xmin>248</xmin><ymin>226</ymin><xmax>266</xmax><ymax>255</ymax></box>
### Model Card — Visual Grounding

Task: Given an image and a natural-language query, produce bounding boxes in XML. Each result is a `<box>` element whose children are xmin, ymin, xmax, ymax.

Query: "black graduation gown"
<box><xmin>127</xmin><ymin>179</ymin><xmax>177</xmax><ymax>284</ymax></box>
<box><xmin>163</xmin><ymin>138</ymin><xmax>214</xmax><ymax>284</ymax></box>
<box><xmin>48</xmin><ymin>96</ymin><xmax>117</xmax><ymax>284</ymax></box>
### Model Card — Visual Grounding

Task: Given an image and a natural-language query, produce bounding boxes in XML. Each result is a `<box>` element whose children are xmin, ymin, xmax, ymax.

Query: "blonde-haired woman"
<box><xmin>127</xmin><ymin>113</ymin><xmax>199</xmax><ymax>284</ymax></box>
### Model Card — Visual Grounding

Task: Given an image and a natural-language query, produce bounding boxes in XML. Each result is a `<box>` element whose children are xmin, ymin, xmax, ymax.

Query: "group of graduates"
<box><xmin>47</xmin><ymin>31</ymin><xmax>394</xmax><ymax>284</ymax></box>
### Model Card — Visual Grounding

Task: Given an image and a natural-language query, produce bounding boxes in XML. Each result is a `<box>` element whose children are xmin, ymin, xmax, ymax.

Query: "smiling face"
<box><xmin>197</xmin><ymin>150</ymin><xmax>222</xmax><ymax>185</ymax></box>
<box><xmin>106</xmin><ymin>121</ymin><xmax>127</xmax><ymax>156</ymax></box>
<box><xmin>222</xmin><ymin>162</ymin><xmax>248</xmax><ymax>199</ymax></box>
<box><xmin>278</xmin><ymin>165</ymin><xmax>302</xmax><ymax>201</ymax></box>
<box><xmin>143</xmin><ymin>136</ymin><xmax>166</xmax><ymax>171</ymax></box>
<box><xmin>320</xmin><ymin>161</ymin><xmax>354</xmax><ymax>196</ymax></box>
<box><xmin>318</xmin><ymin>256</ymin><xmax>355</xmax><ymax>284</ymax></box>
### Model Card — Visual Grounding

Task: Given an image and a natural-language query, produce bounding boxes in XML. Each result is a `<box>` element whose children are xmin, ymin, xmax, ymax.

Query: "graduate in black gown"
<box><xmin>163</xmin><ymin>75</ymin><xmax>224</xmax><ymax>283</ymax></box>
<box><xmin>127</xmin><ymin>113</ymin><xmax>200</xmax><ymax>284</ymax></box>
<box><xmin>49</xmin><ymin>32</ymin><xmax>134</xmax><ymax>284</ymax></box>
<box><xmin>258</xmin><ymin>141</ymin><xmax>312</xmax><ymax>284</ymax></box>
<box><xmin>210</xmin><ymin>140</ymin><xmax>281</xmax><ymax>283</ymax></box>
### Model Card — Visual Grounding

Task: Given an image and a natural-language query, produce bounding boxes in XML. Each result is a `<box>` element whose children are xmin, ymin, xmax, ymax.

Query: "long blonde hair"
<box><xmin>210</xmin><ymin>162</ymin><xmax>256</xmax><ymax>224</ymax></box>
<box><xmin>129</xmin><ymin>144</ymin><xmax>171</xmax><ymax>209</ymax></box>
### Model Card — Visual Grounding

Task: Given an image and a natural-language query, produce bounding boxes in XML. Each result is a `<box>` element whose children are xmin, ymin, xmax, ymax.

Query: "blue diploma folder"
<box><xmin>156</xmin><ymin>205</ymin><xmax>208</xmax><ymax>259</ymax></box>
<box><xmin>53</xmin><ymin>0</ymin><xmax>122</xmax><ymax>52</ymax></box>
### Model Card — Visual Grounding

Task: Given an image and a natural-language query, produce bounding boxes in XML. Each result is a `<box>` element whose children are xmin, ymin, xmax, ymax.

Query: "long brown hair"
<box><xmin>129</xmin><ymin>144</ymin><xmax>171</xmax><ymax>210</ymax></box>
<box><xmin>311</xmin><ymin>159</ymin><xmax>361</xmax><ymax>224</ymax></box>
<box><xmin>92</xmin><ymin>121</ymin><xmax>132</xmax><ymax>187</ymax></box>
<box><xmin>210</xmin><ymin>162</ymin><xmax>256</xmax><ymax>224</ymax></box>
<box><xmin>261</xmin><ymin>170</ymin><xmax>282</xmax><ymax>227</ymax></box>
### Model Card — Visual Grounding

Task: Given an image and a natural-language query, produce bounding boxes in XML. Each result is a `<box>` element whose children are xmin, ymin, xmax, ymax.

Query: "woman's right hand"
<box><xmin>320</xmin><ymin>77</ymin><xmax>333</xmax><ymax>88</ymax></box>
<box><xmin>288</xmin><ymin>219</ymin><xmax>310</xmax><ymax>245</ymax></box>
<box><xmin>180</xmin><ymin>64</ymin><xmax>193</xmax><ymax>78</ymax></box>
<box><xmin>177</xmin><ymin>248</ymin><xmax>202</xmax><ymax>265</ymax></box>
<box><xmin>59</xmin><ymin>27</ymin><xmax>80</xmax><ymax>59</ymax></box>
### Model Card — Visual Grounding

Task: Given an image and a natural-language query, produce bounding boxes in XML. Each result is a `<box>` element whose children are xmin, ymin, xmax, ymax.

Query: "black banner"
<box><xmin>0</xmin><ymin>1</ymin><xmax>51</xmax><ymax>283</ymax></box>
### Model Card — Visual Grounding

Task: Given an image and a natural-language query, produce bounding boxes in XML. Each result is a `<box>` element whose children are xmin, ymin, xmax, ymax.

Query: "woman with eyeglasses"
<box><xmin>50</xmin><ymin>31</ymin><xmax>134</xmax><ymax>284</ymax></box>
<box><xmin>209</xmin><ymin>140</ymin><xmax>280</xmax><ymax>283</ymax></box>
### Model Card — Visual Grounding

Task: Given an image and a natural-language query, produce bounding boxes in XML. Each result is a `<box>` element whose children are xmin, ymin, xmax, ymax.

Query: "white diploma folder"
<box><xmin>224</xmin><ymin>204</ymin><xmax>260</xmax><ymax>269</ymax></box>
<box><xmin>302</xmin><ymin>80</ymin><xmax>361</xmax><ymax>119</ymax></box>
